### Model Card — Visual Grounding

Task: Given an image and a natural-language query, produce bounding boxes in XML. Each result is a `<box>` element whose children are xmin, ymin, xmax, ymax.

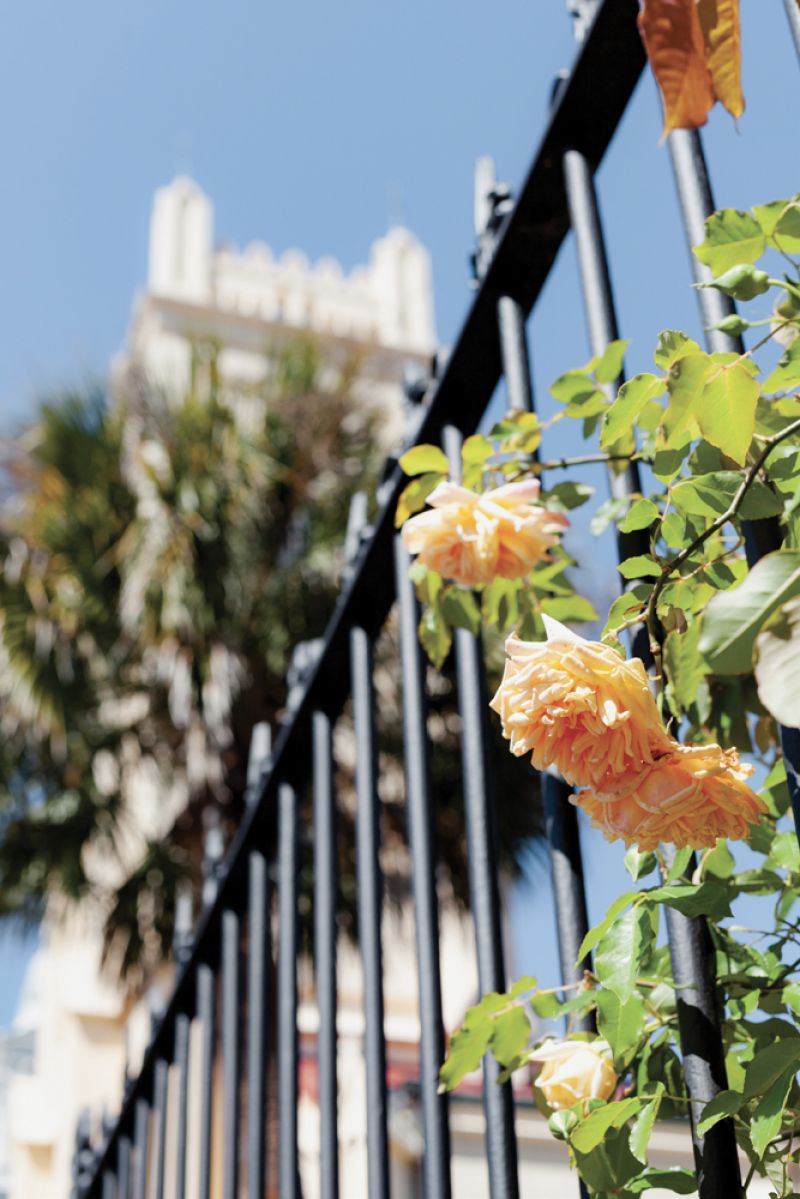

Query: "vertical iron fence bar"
<box><xmin>784</xmin><ymin>0</ymin><xmax>800</xmax><ymax>60</ymax></box>
<box><xmin>313</xmin><ymin>709</ymin><xmax>340</xmax><ymax>1199</ymax></box>
<box><xmin>442</xmin><ymin>423</ymin><xmax>520</xmax><ymax>1199</ymax></box>
<box><xmin>222</xmin><ymin>910</ymin><xmax>241</xmax><ymax>1199</ymax></box>
<box><xmin>150</xmin><ymin>1059</ymin><xmax>168</xmax><ymax>1199</ymax></box>
<box><xmin>350</xmin><ymin>625</ymin><xmax>390</xmax><ymax>1199</ymax></box>
<box><xmin>668</xmin><ymin>126</ymin><xmax>800</xmax><ymax>835</ymax></box>
<box><xmin>101</xmin><ymin>1172</ymin><xmax>116</xmax><ymax>1199</ymax></box>
<box><xmin>493</xmin><ymin>271</ymin><xmax>596</xmax><ymax>1151</ymax></box>
<box><xmin>278</xmin><ymin>781</ymin><xmax>300</xmax><ymax>1199</ymax></box>
<box><xmin>173</xmin><ymin>1014</ymin><xmax>190</xmax><ymax>1199</ymax></box>
<box><xmin>497</xmin><ymin>297</ymin><xmax>534</xmax><ymax>415</ymax></box>
<box><xmin>247</xmin><ymin>851</ymin><xmax>270</xmax><ymax>1199</ymax></box>
<box><xmin>487</xmin><ymin>221</ymin><xmax>593</xmax><ymax>1004</ymax></box>
<box><xmin>563</xmin><ymin>127</ymin><xmax>743</xmax><ymax>1197</ymax></box>
<box><xmin>132</xmin><ymin>1099</ymin><xmax>148</xmax><ymax>1199</ymax></box>
<box><xmin>196</xmin><ymin>964</ymin><xmax>216</xmax><ymax>1199</ymax></box>
<box><xmin>117</xmin><ymin>1137</ymin><xmax>131</xmax><ymax>1199</ymax></box>
<box><xmin>394</xmin><ymin>535</ymin><xmax>452</xmax><ymax>1199</ymax></box>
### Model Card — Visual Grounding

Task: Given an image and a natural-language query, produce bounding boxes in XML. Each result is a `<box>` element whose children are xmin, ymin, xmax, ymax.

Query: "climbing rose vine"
<box><xmin>398</xmin><ymin>192</ymin><xmax>800</xmax><ymax>1197</ymax></box>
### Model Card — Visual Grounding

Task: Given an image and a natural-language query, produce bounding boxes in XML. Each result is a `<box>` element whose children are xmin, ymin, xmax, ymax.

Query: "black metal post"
<box><xmin>196</xmin><ymin>964</ymin><xmax>215</xmax><ymax>1199</ymax></box>
<box><xmin>173</xmin><ymin>1014</ymin><xmax>190</xmax><ymax>1199</ymax></box>
<box><xmin>222</xmin><ymin>910</ymin><xmax>241</xmax><ymax>1199</ymax></box>
<box><xmin>150</xmin><ymin>1059</ymin><xmax>168</xmax><ymax>1199</ymax></box>
<box><xmin>247</xmin><ymin>851</ymin><xmax>270</xmax><ymax>1199</ymax></box>
<box><xmin>560</xmin><ymin>120</ymin><xmax>744</xmax><ymax>1196</ymax></box>
<box><xmin>131</xmin><ymin>1099</ymin><xmax>148</xmax><ymax>1199</ymax></box>
<box><xmin>478</xmin><ymin>165</ymin><xmax>593</xmax><ymax>1008</ymax></box>
<box><xmin>278</xmin><ymin>781</ymin><xmax>300</xmax><ymax>1199</ymax></box>
<box><xmin>313</xmin><ymin>709</ymin><xmax>340</xmax><ymax>1199</ymax></box>
<box><xmin>350</xmin><ymin>625</ymin><xmax>391</xmax><ymax>1199</ymax></box>
<box><xmin>669</xmin><ymin>125</ymin><xmax>800</xmax><ymax>804</ymax></box>
<box><xmin>394</xmin><ymin>535</ymin><xmax>452</xmax><ymax>1199</ymax></box>
<box><xmin>101</xmin><ymin>1173</ymin><xmax>115</xmax><ymax>1199</ymax></box>
<box><xmin>443</xmin><ymin>423</ymin><xmax>520</xmax><ymax>1199</ymax></box>
<box><xmin>784</xmin><ymin>0</ymin><xmax>800</xmax><ymax>61</ymax></box>
<box><xmin>116</xmin><ymin>1137</ymin><xmax>131</xmax><ymax>1199</ymax></box>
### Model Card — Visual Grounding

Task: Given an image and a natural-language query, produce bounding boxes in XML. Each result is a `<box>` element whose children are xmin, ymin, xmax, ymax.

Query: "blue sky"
<box><xmin>0</xmin><ymin>1</ymin><xmax>797</xmax><ymax>1022</ymax></box>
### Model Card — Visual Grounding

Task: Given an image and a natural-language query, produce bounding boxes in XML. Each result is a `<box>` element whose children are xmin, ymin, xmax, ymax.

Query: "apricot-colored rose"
<box><xmin>401</xmin><ymin>479</ymin><xmax>568</xmax><ymax>588</ymax></box>
<box><xmin>534</xmin><ymin>1038</ymin><xmax>618</xmax><ymax>1111</ymax></box>
<box><xmin>576</xmin><ymin>741</ymin><xmax>764</xmax><ymax>851</ymax></box>
<box><xmin>490</xmin><ymin>618</ymin><xmax>673</xmax><ymax>790</ymax></box>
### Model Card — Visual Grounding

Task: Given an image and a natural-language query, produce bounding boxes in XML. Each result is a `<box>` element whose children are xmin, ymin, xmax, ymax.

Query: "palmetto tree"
<box><xmin>0</xmin><ymin>343</ymin><xmax>384</xmax><ymax>983</ymax></box>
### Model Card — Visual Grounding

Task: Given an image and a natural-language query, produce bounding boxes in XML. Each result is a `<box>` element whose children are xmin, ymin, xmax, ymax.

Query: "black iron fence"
<box><xmin>75</xmin><ymin>3</ymin><xmax>800</xmax><ymax>1198</ymax></box>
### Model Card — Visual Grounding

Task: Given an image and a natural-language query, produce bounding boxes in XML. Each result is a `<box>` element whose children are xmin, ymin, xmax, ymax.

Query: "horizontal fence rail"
<box><xmin>75</xmin><ymin>2</ymin><xmax>800</xmax><ymax>1197</ymax></box>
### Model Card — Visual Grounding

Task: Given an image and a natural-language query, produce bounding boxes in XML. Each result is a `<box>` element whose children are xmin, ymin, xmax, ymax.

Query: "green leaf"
<box><xmin>671</xmin><ymin>472</ymin><xmax>782</xmax><ymax>522</ymax></box>
<box><xmin>570</xmin><ymin>1097</ymin><xmax>643</xmax><ymax>1154</ymax></box>
<box><xmin>625</xmin><ymin>1168</ymin><xmax>697</xmax><ymax>1194</ymax></box>
<box><xmin>593</xmin><ymin>339</ymin><xmax>630</xmax><ymax>384</ymax></box>
<box><xmin>572</xmin><ymin>1126</ymin><xmax>642</xmax><ymax>1193</ymax></box>
<box><xmin>439</xmin><ymin>587</ymin><xmax>481</xmax><ymax>635</ymax></box>
<box><xmin>618</xmin><ymin>556</ymin><xmax>662</xmax><ymax>580</ymax></box>
<box><xmin>544</xmin><ymin>481</ymin><xmax>595</xmax><ymax>511</ymax></box>
<box><xmin>711</xmin><ymin>313</ymin><xmax>750</xmax><ymax>337</ymax></box>
<box><xmin>549</xmin><ymin>370</ymin><xmax>596</xmax><ymax>405</ymax></box>
<box><xmin>771</xmin><ymin>201</ymin><xmax>800</xmax><ymax>254</ymax></box>
<box><xmin>654</xmin><ymin>330</ymin><xmax>701</xmax><ymax>372</ymax></box>
<box><xmin>601</xmin><ymin>373</ymin><xmax>664</xmax><ymax>450</ymax></box>
<box><xmin>700</xmin><ymin>263</ymin><xmax>771</xmax><ymax>301</ymax></box>
<box><xmin>694</xmin><ymin>209</ymin><xmax>766</xmax><ymax>277</ymax></box>
<box><xmin>698</xmin><ymin>550</ymin><xmax>800</xmax><ymax>674</ymax></box>
<box><xmin>482</xmin><ymin>577</ymin><xmax>519</xmax><ymax>629</ymax></box>
<box><xmin>701</xmin><ymin>839</ymin><xmax>735</xmax><ymax>880</ymax></box>
<box><xmin>697</xmin><ymin>361</ymin><xmax>759</xmax><ymax>465</ymax></box>
<box><xmin>591</xmin><ymin>496</ymin><xmax>630</xmax><ymax>536</ymax></box>
<box><xmin>696</xmin><ymin>1088</ymin><xmax>742</xmax><ymax>1136</ymax></box>
<box><xmin>395</xmin><ymin>472</ymin><xmax>441</xmax><ymax>527</ymax></box>
<box><xmin>751</xmin><ymin>1065</ymin><xmax>796</xmax><ymax>1157</ymax></box>
<box><xmin>663</xmin><ymin>622</ymin><xmax>703</xmax><ymax>712</ymax></box>
<box><xmin>594</xmin><ymin>905</ymin><xmax>653</xmax><ymax>1002</ymax></box>
<box><xmin>602</xmin><ymin>586</ymin><xmax>651</xmax><ymax>637</ymax></box>
<box><xmin>576</xmin><ymin>892</ymin><xmax>638</xmax><ymax>963</ymax></box>
<box><xmin>461</xmin><ymin>434</ymin><xmax>494</xmax><ymax>465</ymax></box>
<box><xmin>647</xmin><ymin>881</ymin><xmax>732</xmax><ymax>921</ymax></box>
<box><xmin>755</xmin><ymin>197</ymin><xmax>800</xmax><ymax>254</ymax></box>
<box><xmin>762</xmin><ymin>338</ymin><xmax>800</xmax><ymax>395</ymax></box>
<box><xmin>624</xmin><ymin>847</ymin><xmax>657</xmax><ymax>882</ymax></box>
<box><xmin>666</xmin><ymin>846</ymin><xmax>693</xmax><ymax>882</ymax></box>
<box><xmin>754</xmin><ymin>597</ymin><xmax>800</xmax><ymax>729</ymax></box>
<box><xmin>489</xmin><ymin>1006</ymin><xmax>531</xmax><ymax>1068</ymax></box>
<box><xmin>596</xmin><ymin>989</ymin><xmax>646</xmax><ymax>1068</ymax></box>
<box><xmin>398</xmin><ymin>444</ymin><xmax>449</xmax><ymax>476</ymax></box>
<box><xmin>618</xmin><ymin>498</ymin><xmax>660</xmax><ymax>533</ymax></box>
<box><xmin>439</xmin><ymin>995</ymin><xmax>504</xmax><ymax>1090</ymax></box>
<box><xmin>418</xmin><ymin>604</ymin><xmax>451</xmax><ymax>669</ymax></box>
<box><xmin>539</xmin><ymin>595</ymin><xmax>598</xmax><ymax>624</ymax></box>
<box><xmin>664</xmin><ymin>353</ymin><xmax>709</xmax><ymax>445</ymax></box>
<box><xmin>743</xmin><ymin>1038</ymin><xmax>800</xmax><ymax>1098</ymax></box>
<box><xmin>629</xmin><ymin>1084</ymin><xmax>664</xmax><ymax>1164</ymax></box>
<box><xmin>507</xmin><ymin>974</ymin><xmax>537</xmax><ymax>999</ymax></box>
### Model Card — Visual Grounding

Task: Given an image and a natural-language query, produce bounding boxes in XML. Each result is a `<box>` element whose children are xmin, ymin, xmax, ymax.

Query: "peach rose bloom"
<box><xmin>577</xmin><ymin>742</ymin><xmax>765</xmax><ymax>851</ymax></box>
<box><xmin>534</xmin><ymin>1039</ymin><xmax>618</xmax><ymax>1112</ymax></box>
<box><xmin>490</xmin><ymin>617</ymin><xmax>673</xmax><ymax>790</ymax></box>
<box><xmin>401</xmin><ymin>479</ymin><xmax>568</xmax><ymax>588</ymax></box>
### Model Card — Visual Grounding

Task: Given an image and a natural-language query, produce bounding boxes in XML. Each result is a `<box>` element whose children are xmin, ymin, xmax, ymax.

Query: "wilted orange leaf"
<box><xmin>697</xmin><ymin>0</ymin><xmax>745</xmax><ymax>119</ymax></box>
<box><xmin>638</xmin><ymin>0</ymin><xmax>716</xmax><ymax>136</ymax></box>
